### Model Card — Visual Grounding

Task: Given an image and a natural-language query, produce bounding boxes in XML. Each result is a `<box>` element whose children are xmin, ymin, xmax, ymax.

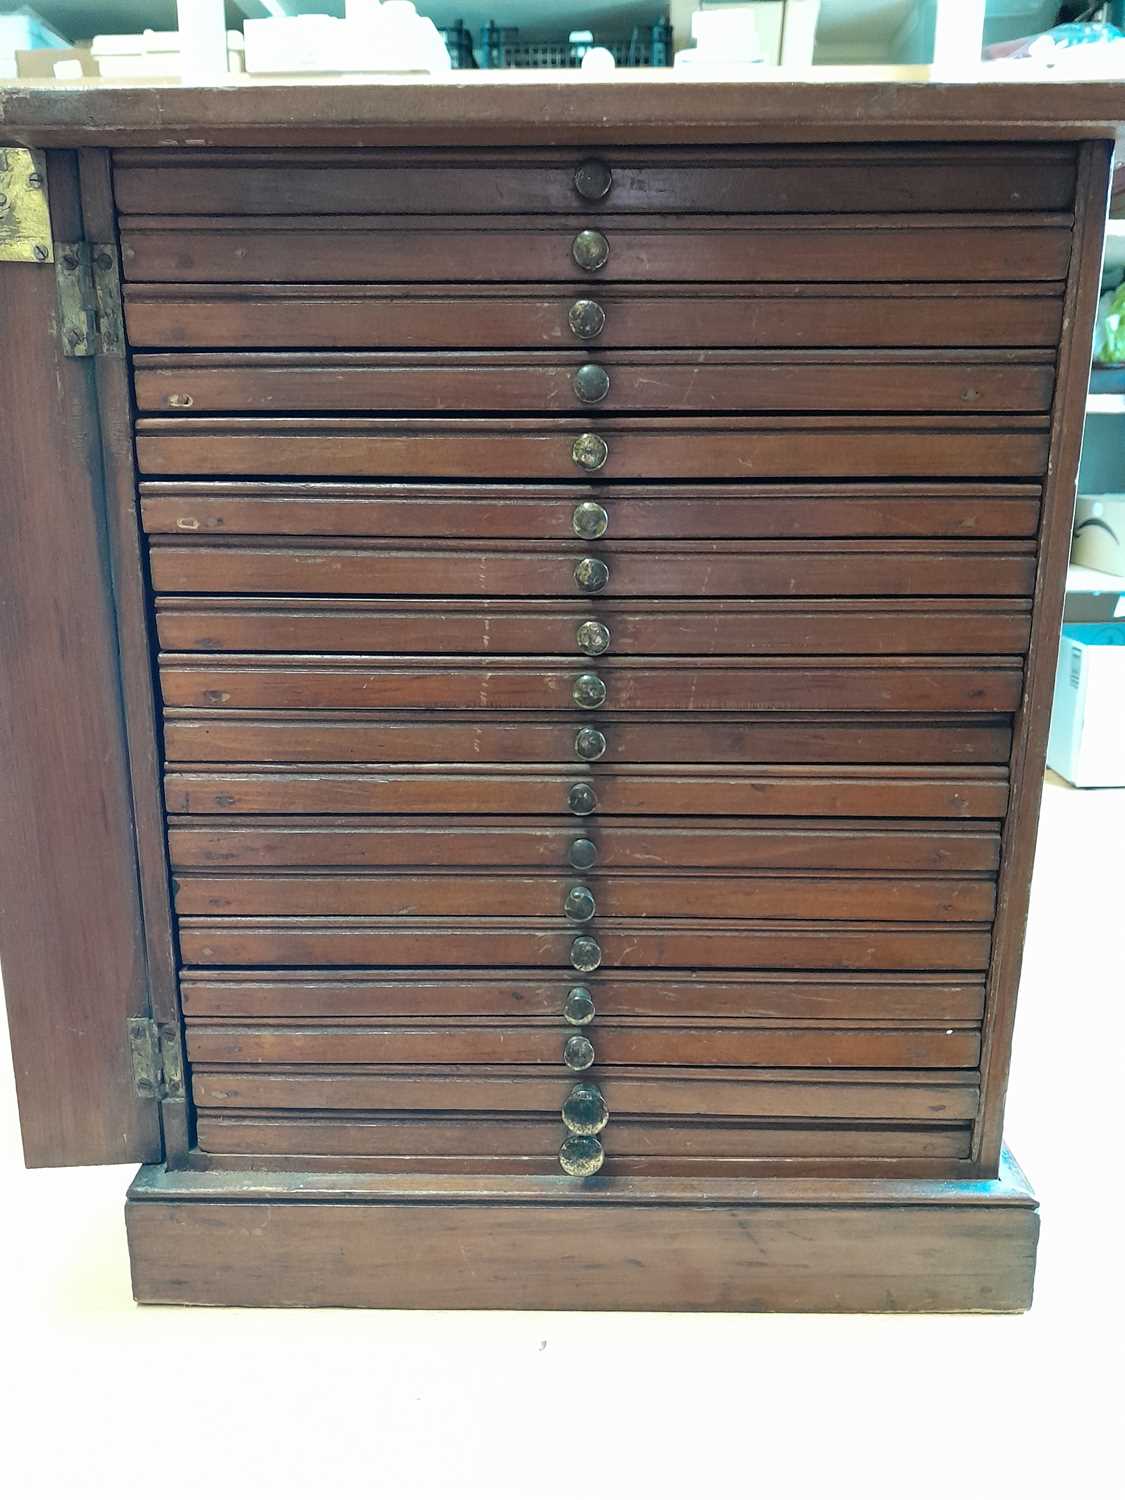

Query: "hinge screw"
<box><xmin>33</xmin><ymin>244</ymin><xmax>49</xmax><ymax>262</ymax></box>
<box><xmin>61</xmin><ymin>251</ymin><xmax>79</xmax><ymax>271</ymax></box>
<box><xmin>27</xmin><ymin>172</ymin><xmax>44</xmax><ymax>189</ymax></box>
<box><xmin>94</xmin><ymin>251</ymin><xmax>113</xmax><ymax>271</ymax></box>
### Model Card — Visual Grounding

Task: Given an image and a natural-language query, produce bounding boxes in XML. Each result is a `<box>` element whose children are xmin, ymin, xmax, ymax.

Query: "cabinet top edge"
<box><xmin>1</xmin><ymin>78</ymin><xmax>1124</xmax><ymax>149</ymax></box>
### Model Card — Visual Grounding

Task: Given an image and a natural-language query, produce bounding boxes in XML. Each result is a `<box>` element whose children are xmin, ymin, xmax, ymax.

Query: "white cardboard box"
<box><xmin>1047</xmin><ymin>623</ymin><xmax>1125</xmax><ymax>787</ymax></box>
<box><xmin>1073</xmin><ymin>493</ymin><xmax>1125</xmax><ymax>577</ymax></box>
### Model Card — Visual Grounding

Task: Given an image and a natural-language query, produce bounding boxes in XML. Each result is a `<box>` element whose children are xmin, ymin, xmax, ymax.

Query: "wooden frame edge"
<box><xmin>77</xmin><ymin>147</ymin><xmax>190</xmax><ymax>1165</ymax></box>
<box><xmin>974</xmin><ymin>138</ymin><xmax>1114</xmax><ymax>1172</ymax></box>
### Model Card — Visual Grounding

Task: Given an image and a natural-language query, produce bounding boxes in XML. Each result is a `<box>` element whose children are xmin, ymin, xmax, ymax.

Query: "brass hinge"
<box><xmin>127</xmin><ymin>1018</ymin><xmax>186</xmax><ymax>1103</ymax></box>
<box><xmin>56</xmin><ymin>241</ymin><xmax>124</xmax><ymax>358</ymax></box>
<box><xmin>0</xmin><ymin>148</ymin><xmax>52</xmax><ymax>263</ymax></box>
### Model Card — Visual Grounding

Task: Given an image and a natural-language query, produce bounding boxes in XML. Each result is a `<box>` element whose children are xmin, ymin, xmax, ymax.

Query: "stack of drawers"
<box><xmin>116</xmin><ymin>144</ymin><xmax>1073</xmax><ymax>1179</ymax></box>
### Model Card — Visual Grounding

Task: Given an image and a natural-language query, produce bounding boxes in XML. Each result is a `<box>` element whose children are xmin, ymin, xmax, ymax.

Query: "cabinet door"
<box><xmin>0</xmin><ymin>152</ymin><xmax>161</xmax><ymax>1166</ymax></box>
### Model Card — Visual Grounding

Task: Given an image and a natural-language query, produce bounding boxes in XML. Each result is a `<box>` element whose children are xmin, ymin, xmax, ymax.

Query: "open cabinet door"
<box><xmin>0</xmin><ymin>149</ymin><xmax>161</xmax><ymax>1166</ymax></box>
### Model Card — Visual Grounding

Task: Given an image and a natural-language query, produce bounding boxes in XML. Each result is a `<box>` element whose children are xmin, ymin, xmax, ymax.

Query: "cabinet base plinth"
<box><xmin>125</xmin><ymin>1149</ymin><xmax>1038</xmax><ymax>1313</ymax></box>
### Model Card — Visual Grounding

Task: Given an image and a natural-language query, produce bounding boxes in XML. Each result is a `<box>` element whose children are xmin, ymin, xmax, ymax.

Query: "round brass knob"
<box><xmin>562</xmin><ymin>1081</ymin><xmax>609</xmax><ymax>1135</ymax></box>
<box><xmin>567</xmin><ymin>781</ymin><xmax>597</xmax><ymax>815</ymax></box>
<box><xmin>564</xmin><ymin>884</ymin><xmax>596</xmax><ymax>922</ymax></box>
<box><xmin>570</xmin><ymin>934</ymin><xmax>602</xmax><ymax>973</ymax></box>
<box><xmin>572</xmin><ymin>228</ymin><xmax>610</xmax><ymax>272</ymax></box>
<box><xmin>564</xmin><ymin>985</ymin><xmax>596</xmax><ymax>1025</ymax></box>
<box><xmin>568</xmin><ymin>837</ymin><xmax>597</xmax><ymax>871</ymax></box>
<box><xmin>574</xmin><ymin>158</ymin><xmax>613</xmax><ymax>202</ymax></box>
<box><xmin>564</xmin><ymin>1033</ymin><xmax>596</xmax><ymax>1071</ymax></box>
<box><xmin>572</xmin><ymin>433</ymin><xmax>609</xmax><ymax>472</ymax></box>
<box><xmin>574</xmin><ymin>556</ymin><xmax>609</xmax><ymax>594</ymax></box>
<box><xmin>568</xmin><ymin>298</ymin><xmax>606</xmax><ymax>340</ymax></box>
<box><xmin>559</xmin><ymin>1134</ymin><xmax>605</xmax><ymax>1177</ymax></box>
<box><xmin>575</xmin><ymin>725</ymin><xmax>607</xmax><ymax>762</ymax></box>
<box><xmin>572</xmin><ymin>672</ymin><xmax>607</xmax><ymax>709</ymax></box>
<box><xmin>572</xmin><ymin>501</ymin><xmax>608</xmax><ymax>540</ymax></box>
<box><xmin>573</xmin><ymin>363</ymin><xmax>611</xmax><ymax>405</ymax></box>
<box><xmin>576</xmin><ymin>621</ymin><xmax>610</xmax><ymax>657</ymax></box>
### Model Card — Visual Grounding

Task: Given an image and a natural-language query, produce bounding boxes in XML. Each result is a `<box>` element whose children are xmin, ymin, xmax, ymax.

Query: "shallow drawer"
<box><xmin>193</xmin><ymin>1114</ymin><xmax>973</xmax><ymax>1173</ymax></box>
<box><xmin>148</xmin><ymin>540</ymin><xmax>1039</xmax><ymax>599</ymax></box>
<box><xmin>185</xmin><ymin>1018</ymin><xmax>981</xmax><ymax>1070</ymax></box>
<box><xmin>118</xmin><ymin>213</ymin><xmax>1072</xmax><ymax>284</ymax></box>
<box><xmin>132</xmin><ymin>350</ymin><xmax>1056</xmax><ymax>416</ymax></box>
<box><xmin>154</xmin><ymin>599</ymin><xmax>1033</xmax><ymax>657</ymax></box>
<box><xmin>176</xmin><ymin>917</ymin><xmax>993</xmax><ymax>971</ymax></box>
<box><xmin>172</xmin><ymin>871</ymin><xmax>997</xmax><ymax>923</ymax></box>
<box><xmin>178</xmin><ymin>967</ymin><xmax>987</xmax><ymax>1021</ymax></box>
<box><xmin>123</xmin><ymin>282</ymin><xmax>1066</xmax><ymax>353</ymax></box>
<box><xmin>158</xmin><ymin>654</ymin><xmax>1024</xmax><ymax>715</ymax></box>
<box><xmin>141</xmin><ymin>481</ymin><xmax>1043</xmax><ymax>542</ymax></box>
<box><xmin>113</xmin><ymin>145</ymin><xmax>1077</xmax><ymax>217</ymax></box>
<box><xmin>167</xmin><ymin>817</ymin><xmax>1002</xmax><ymax>875</ymax></box>
<box><xmin>134</xmin><ymin>415</ymin><xmax>1052</xmax><ymax>481</ymax></box>
<box><xmin>189</xmin><ymin>1062</ymin><xmax>981</xmax><ymax>1121</ymax></box>
<box><xmin>162</xmin><ymin>712</ymin><xmax>1014</xmax><ymax>768</ymax></box>
<box><xmin>163</xmin><ymin>765</ymin><xmax>1010</xmax><ymax>818</ymax></box>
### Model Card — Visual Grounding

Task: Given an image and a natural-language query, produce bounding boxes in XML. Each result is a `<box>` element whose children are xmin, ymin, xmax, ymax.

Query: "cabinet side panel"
<box><xmin>975</xmin><ymin>138</ymin><xmax>1113</xmax><ymax>1171</ymax></box>
<box><xmin>0</xmin><ymin>150</ymin><xmax>160</xmax><ymax>1166</ymax></box>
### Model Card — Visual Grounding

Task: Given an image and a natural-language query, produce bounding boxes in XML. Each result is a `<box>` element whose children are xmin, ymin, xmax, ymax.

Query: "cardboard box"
<box><xmin>16</xmin><ymin>47</ymin><xmax>98</xmax><ymax>79</ymax></box>
<box><xmin>1047</xmin><ymin>623</ymin><xmax>1125</xmax><ymax>787</ymax></box>
<box><xmin>1073</xmin><ymin>493</ymin><xmax>1125</xmax><ymax>576</ymax></box>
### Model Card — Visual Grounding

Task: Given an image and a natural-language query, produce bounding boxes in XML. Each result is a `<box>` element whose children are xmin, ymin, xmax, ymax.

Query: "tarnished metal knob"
<box><xmin>559</xmin><ymin>1134</ymin><xmax>604</xmax><ymax>1177</ymax></box>
<box><xmin>574</xmin><ymin>556</ymin><xmax>609</xmax><ymax>594</ymax></box>
<box><xmin>564</xmin><ymin>1033</ymin><xmax>596</xmax><ymax>1071</ymax></box>
<box><xmin>570</xmin><ymin>934</ymin><xmax>602</xmax><ymax>972</ymax></box>
<box><xmin>568</xmin><ymin>782</ymin><xmax>597</xmax><ymax>815</ymax></box>
<box><xmin>572</xmin><ymin>228</ymin><xmax>610</xmax><ymax>272</ymax></box>
<box><xmin>568</xmin><ymin>298</ymin><xmax>606</xmax><ymax>340</ymax></box>
<box><xmin>574</xmin><ymin>158</ymin><xmax>613</xmax><ymax>202</ymax></box>
<box><xmin>564</xmin><ymin>884</ymin><xmax>596</xmax><ymax>922</ymax></box>
<box><xmin>568</xmin><ymin>837</ymin><xmax>597</xmax><ymax>871</ymax></box>
<box><xmin>564</xmin><ymin>985</ymin><xmax>596</xmax><ymax>1025</ymax></box>
<box><xmin>572</xmin><ymin>432</ymin><xmax>609</xmax><ymax>472</ymax></box>
<box><xmin>573</xmin><ymin>672</ymin><xmax>607</xmax><ymax>709</ymax></box>
<box><xmin>572</xmin><ymin>501</ymin><xmax>608</xmax><ymax>540</ymax></box>
<box><xmin>563</xmin><ymin>1081</ymin><xmax>609</xmax><ymax>1135</ymax></box>
<box><xmin>573</xmin><ymin>363</ymin><xmax>611</xmax><ymax>405</ymax></box>
<box><xmin>575</xmin><ymin>726</ymin><xmax>607</xmax><ymax>762</ymax></box>
<box><xmin>576</xmin><ymin>621</ymin><xmax>610</xmax><ymax>657</ymax></box>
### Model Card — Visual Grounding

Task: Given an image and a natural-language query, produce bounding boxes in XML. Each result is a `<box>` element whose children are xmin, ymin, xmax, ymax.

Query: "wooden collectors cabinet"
<box><xmin>0</xmin><ymin>80</ymin><xmax>1118</xmax><ymax>1311</ymax></box>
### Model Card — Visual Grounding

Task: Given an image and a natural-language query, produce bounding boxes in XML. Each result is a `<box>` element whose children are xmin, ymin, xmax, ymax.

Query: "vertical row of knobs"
<box><xmin>562</xmin><ymin>257</ymin><xmax>607</xmax><ymax>1176</ymax></box>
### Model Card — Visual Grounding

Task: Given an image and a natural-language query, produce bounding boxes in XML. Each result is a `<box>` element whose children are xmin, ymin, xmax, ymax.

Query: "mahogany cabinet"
<box><xmin>1</xmin><ymin>79</ymin><xmax>1119</xmax><ymax>1311</ymax></box>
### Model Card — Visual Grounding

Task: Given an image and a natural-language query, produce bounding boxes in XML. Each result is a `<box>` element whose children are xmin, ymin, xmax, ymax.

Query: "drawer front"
<box><xmin>119</xmin><ymin>215</ymin><xmax>1072</xmax><ymax>285</ymax></box>
<box><xmin>178</xmin><ymin>969</ymin><xmax>987</xmax><ymax>1021</ymax></box>
<box><xmin>154</xmin><ymin>600</ymin><xmax>1034</xmax><ymax>657</ymax></box>
<box><xmin>141</xmin><ymin>481</ymin><xmax>1044</xmax><ymax>542</ymax></box>
<box><xmin>135</xmin><ymin>416</ymin><xmax>1052</xmax><ymax>481</ymax></box>
<box><xmin>176</xmin><ymin>919</ymin><xmax>993</xmax><ymax>971</ymax></box>
<box><xmin>164</xmin><ymin>767</ymin><xmax>1010</xmax><ymax>819</ymax></box>
<box><xmin>172</xmin><ymin>872</ymin><xmax>997</xmax><ymax>923</ymax></box>
<box><xmin>189</xmin><ymin>1064</ymin><xmax>981</xmax><ymax>1121</ymax></box>
<box><xmin>123</xmin><ymin>283</ymin><xmax>1067</xmax><ymax>354</ymax></box>
<box><xmin>162</xmin><ymin>713</ymin><xmax>1014</xmax><ymax>768</ymax></box>
<box><xmin>167</xmin><ymin>818</ymin><xmax>1002</xmax><ymax>874</ymax></box>
<box><xmin>158</xmin><ymin>654</ymin><xmax>1024</xmax><ymax>715</ymax></box>
<box><xmin>184</xmin><ymin>1020</ymin><xmax>980</xmax><ymax>1070</ymax></box>
<box><xmin>113</xmin><ymin>146</ymin><xmax>1077</xmax><ymax>217</ymax></box>
<box><xmin>133</xmin><ymin>351</ymin><xmax>1056</xmax><ymax>416</ymax></box>
<box><xmin>192</xmin><ymin>1114</ymin><xmax>973</xmax><ymax>1171</ymax></box>
<box><xmin>148</xmin><ymin>541</ymin><xmax>1039</xmax><ymax>599</ymax></box>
